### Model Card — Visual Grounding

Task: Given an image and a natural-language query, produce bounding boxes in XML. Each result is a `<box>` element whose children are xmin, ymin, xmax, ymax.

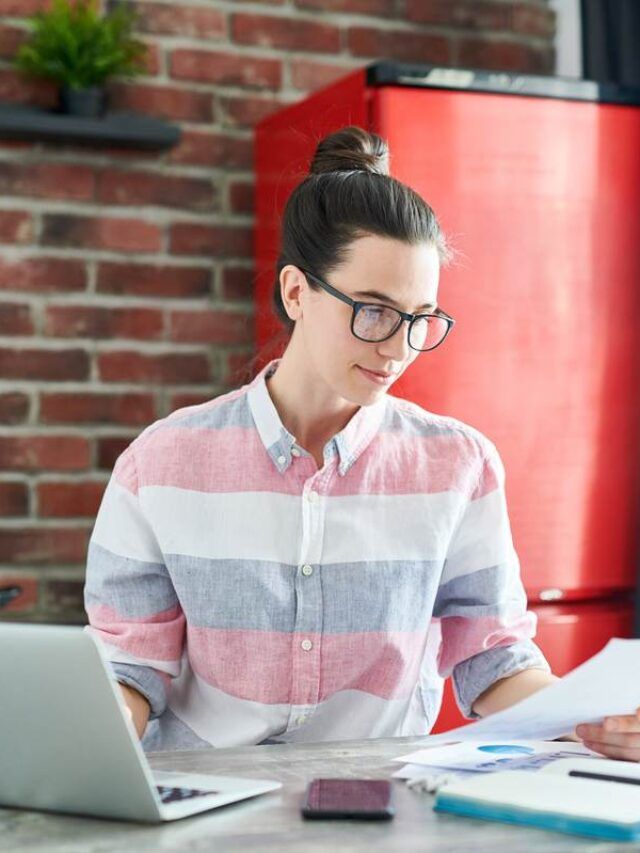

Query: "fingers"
<box><xmin>576</xmin><ymin>726</ymin><xmax>640</xmax><ymax>749</ymax></box>
<box><xmin>580</xmin><ymin>739</ymin><xmax>640</xmax><ymax>762</ymax></box>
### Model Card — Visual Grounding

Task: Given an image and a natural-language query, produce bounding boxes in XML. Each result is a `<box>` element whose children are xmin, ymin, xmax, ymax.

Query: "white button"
<box><xmin>295</xmin><ymin>715</ymin><xmax>306</xmax><ymax>726</ymax></box>
<box><xmin>277</xmin><ymin>455</ymin><xmax>286</xmax><ymax>465</ymax></box>
<box><xmin>307</xmin><ymin>490</ymin><xmax>319</xmax><ymax>502</ymax></box>
<box><xmin>300</xmin><ymin>639</ymin><xmax>313</xmax><ymax>651</ymax></box>
<box><xmin>291</xmin><ymin>447</ymin><xmax>301</xmax><ymax>457</ymax></box>
<box><xmin>301</xmin><ymin>564</ymin><xmax>313</xmax><ymax>577</ymax></box>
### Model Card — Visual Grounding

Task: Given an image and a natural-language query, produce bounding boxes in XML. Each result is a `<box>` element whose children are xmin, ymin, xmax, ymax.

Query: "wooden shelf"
<box><xmin>0</xmin><ymin>102</ymin><xmax>181</xmax><ymax>149</ymax></box>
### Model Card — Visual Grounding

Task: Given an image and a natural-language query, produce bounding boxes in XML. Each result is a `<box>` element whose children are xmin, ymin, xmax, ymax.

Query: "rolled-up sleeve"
<box><xmin>433</xmin><ymin>439</ymin><xmax>550</xmax><ymax>718</ymax></box>
<box><xmin>83</xmin><ymin>447</ymin><xmax>185</xmax><ymax>719</ymax></box>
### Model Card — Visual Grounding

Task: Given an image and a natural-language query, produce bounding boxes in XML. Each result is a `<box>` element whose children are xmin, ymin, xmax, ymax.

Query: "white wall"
<box><xmin>549</xmin><ymin>0</ymin><xmax>583</xmax><ymax>77</ymax></box>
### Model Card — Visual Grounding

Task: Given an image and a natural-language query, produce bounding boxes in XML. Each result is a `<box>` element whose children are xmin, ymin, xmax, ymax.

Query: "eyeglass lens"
<box><xmin>353</xmin><ymin>305</ymin><xmax>448</xmax><ymax>351</ymax></box>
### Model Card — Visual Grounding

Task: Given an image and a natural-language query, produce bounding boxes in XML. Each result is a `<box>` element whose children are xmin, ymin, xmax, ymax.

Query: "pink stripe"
<box><xmin>438</xmin><ymin>613</ymin><xmax>536</xmax><ymax>676</ymax></box>
<box><xmin>187</xmin><ymin>627</ymin><xmax>425</xmax><ymax>705</ymax></box>
<box><xmin>331</xmin><ymin>431</ymin><xmax>485</xmax><ymax>496</ymax></box>
<box><xmin>134</xmin><ymin>426</ymin><xmax>313</xmax><ymax>494</ymax></box>
<box><xmin>471</xmin><ymin>459</ymin><xmax>500</xmax><ymax>500</ymax></box>
<box><xmin>86</xmin><ymin>602</ymin><xmax>185</xmax><ymax>662</ymax></box>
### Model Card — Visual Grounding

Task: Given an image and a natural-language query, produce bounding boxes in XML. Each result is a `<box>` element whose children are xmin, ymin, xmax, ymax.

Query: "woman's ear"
<box><xmin>279</xmin><ymin>265</ymin><xmax>307</xmax><ymax>323</ymax></box>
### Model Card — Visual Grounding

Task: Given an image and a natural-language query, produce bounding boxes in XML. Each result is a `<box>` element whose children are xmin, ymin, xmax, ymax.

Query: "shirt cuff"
<box><xmin>452</xmin><ymin>639</ymin><xmax>551</xmax><ymax>719</ymax></box>
<box><xmin>111</xmin><ymin>662</ymin><xmax>168</xmax><ymax>720</ymax></box>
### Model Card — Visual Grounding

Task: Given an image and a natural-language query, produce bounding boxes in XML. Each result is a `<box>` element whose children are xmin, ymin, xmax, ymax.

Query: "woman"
<box><xmin>84</xmin><ymin>126</ymin><xmax>640</xmax><ymax>759</ymax></box>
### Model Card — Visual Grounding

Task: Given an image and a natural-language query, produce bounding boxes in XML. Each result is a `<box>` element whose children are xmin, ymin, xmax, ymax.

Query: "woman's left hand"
<box><xmin>575</xmin><ymin>707</ymin><xmax>640</xmax><ymax>761</ymax></box>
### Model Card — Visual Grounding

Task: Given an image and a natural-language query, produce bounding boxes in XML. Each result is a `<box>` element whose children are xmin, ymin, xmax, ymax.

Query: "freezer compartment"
<box><xmin>431</xmin><ymin>599</ymin><xmax>635</xmax><ymax>734</ymax></box>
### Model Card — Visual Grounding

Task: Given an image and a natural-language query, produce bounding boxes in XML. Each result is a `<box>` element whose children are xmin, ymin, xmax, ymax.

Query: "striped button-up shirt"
<box><xmin>84</xmin><ymin>358</ymin><xmax>549</xmax><ymax>751</ymax></box>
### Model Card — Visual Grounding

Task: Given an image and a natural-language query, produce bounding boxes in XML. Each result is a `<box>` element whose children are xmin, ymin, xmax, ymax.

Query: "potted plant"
<box><xmin>15</xmin><ymin>0</ymin><xmax>147</xmax><ymax>118</ymax></box>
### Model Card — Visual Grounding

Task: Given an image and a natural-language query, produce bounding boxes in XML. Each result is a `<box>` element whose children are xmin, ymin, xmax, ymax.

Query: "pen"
<box><xmin>569</xmin><ymin>770</ymin><xmax>640</xmax><ymax>787</ymax></box>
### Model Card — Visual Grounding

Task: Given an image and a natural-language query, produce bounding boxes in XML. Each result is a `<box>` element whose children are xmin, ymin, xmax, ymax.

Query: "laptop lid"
<box><xmin>0</xmin><ymin>623</ymin><xmax>162</xmax><ymax>822</ymax></box>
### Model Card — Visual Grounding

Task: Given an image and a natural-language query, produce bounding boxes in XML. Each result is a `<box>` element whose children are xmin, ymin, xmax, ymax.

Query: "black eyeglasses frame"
<box><xmin>299</xmin><ymin>268</ymin><xmax>455</xmax><ymax>353</ymax></box>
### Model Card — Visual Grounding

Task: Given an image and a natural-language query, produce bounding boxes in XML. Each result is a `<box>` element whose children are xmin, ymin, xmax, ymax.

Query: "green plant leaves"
<box><xmin>15</xmin><ymin>0</ymin><xmax>147</xmax><ymax>89</ymax></box>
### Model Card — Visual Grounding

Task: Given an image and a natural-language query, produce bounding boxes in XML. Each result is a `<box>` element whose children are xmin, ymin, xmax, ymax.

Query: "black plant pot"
<box><xmin>58</xmin><ymin>85</ymin><xmax>108</xmax><ymax>118</ymax></box>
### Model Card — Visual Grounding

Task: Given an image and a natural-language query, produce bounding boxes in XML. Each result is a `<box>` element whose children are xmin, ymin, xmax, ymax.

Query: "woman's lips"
<box><xmin>357</xmin><ymin>365</ymin><xmax>395</xmax><ymax>385</ymax></box>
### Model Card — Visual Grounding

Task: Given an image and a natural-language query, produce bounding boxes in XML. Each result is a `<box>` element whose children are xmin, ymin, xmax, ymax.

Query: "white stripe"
<box><xmin>168</xmin><ymin>667</ymin><xmax>290</xmax><ymax>748</ymax></box>
<box><xmin>443</xmin><ymin>488</ymin><xmax>516</xmax><ymax>582</ymax></box>
<box><xmin>90</xmin><ymin>479</ymin><xmax>165</xmax><ymax>564</ymax></box>
<box><xmin>138</xmin><ymin>488</ymin><xmax>462</xmax><ymax>564</ymax></box>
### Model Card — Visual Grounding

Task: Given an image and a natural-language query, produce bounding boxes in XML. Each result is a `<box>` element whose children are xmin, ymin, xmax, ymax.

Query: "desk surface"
<box><xmin>0</xmin><ymin>735</ymin><xmax>631</xmax><ymax>852</ymax></box>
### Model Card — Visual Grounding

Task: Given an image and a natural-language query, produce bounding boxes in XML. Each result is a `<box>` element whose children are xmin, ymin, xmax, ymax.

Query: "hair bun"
<box><xmin>310</xmin><ymin>126</ymin><xmax>390</xmax><ymax>177</ymax></box>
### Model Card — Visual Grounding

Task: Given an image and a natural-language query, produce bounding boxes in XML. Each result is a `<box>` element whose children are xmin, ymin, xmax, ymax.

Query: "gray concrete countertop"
<box><xmin>0</xmin><ymin>735</ymin><xmax>628</xmax><ymax>851</ymax></box>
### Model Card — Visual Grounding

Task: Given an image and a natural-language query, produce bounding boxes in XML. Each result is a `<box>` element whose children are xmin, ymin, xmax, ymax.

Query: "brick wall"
<box><xmin>0</xmin><ymin>0</ymin><xmax>556</xmax><ymax>624</ymax></box>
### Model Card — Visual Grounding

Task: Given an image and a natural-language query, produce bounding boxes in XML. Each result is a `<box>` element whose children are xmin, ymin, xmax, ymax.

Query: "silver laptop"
<box><xmin>0</xmin><ymin>623</ymin><xmax>281</xmax><ymax>822</ymax></box>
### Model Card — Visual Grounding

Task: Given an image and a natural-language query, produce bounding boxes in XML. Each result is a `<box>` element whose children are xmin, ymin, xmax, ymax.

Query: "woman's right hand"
<box><xmin>118</xmin><ymin>682</ymin><xmax>150</xmax><ymax>739</ymax></box>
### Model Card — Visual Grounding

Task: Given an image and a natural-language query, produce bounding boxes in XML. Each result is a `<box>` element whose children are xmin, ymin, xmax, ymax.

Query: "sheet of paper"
<box><xmin>395</xmin><ymin>740</ymin><xmax>593</xmax><ymax>771</ymax></box>
<box><xmin>405</xmin><ymin>638</ymin><xmax>640</xmax><ymax>746</ymax></box>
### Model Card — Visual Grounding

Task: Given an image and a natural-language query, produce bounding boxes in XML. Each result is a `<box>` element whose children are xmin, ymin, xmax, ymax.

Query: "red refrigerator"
<box><xmin>255</xmin><ymin>63</ymin><xmax>640</xmax><ymax>732</ymax></box>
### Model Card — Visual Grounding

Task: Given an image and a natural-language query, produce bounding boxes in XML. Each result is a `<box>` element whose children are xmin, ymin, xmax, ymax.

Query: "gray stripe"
<box><xmin>110</xmin><ymin>661</ymin><xmax>169</xmax><ymax>719</ymax></box>
<box><xmin>382</xmin><ymin>399</ymin><xmax>486</xmax><ymax>449</ymax></box>
<box><xmin>433</xmin><ymin>564</ymin><xmax>524</xmax><ymax>619</ymax></box>
<box><xmin>84</xmin><ymin>540</ymin><xmax>178</xmax><ymax>619</ymax></box>
<box><xmin>165</xmin><ymin>555</ymin><xmax>444</xmax><ymax>634</ymax></box>
<box><xmin>154</xmin><ymin>391</ymin><xmax>254</xmax><ymax>433</ymax></box>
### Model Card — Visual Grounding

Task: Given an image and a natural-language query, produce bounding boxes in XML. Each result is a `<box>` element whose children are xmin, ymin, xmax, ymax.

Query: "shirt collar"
<box><xmin>246</xmin><ymin>359</ymin><xmax>386</xmax><ymax>476</ymax></box>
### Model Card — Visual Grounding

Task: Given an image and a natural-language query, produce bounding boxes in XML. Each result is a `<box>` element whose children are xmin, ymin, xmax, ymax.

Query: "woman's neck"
<box><xmin>266</xmin><ymin>340</ymin><xmax>359</xmax><ymax>457</ymax></box>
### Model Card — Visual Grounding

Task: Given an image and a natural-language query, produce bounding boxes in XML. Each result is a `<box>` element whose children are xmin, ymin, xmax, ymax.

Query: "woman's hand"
<box><xmin>575</xmin><ymin>707</ymin><xmax>640</xmax><ymax>761</ymax></box>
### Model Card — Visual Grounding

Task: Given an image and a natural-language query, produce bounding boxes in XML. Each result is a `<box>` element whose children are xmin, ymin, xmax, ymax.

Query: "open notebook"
<box><xmin>434</xmin><ymin>757</ymin><xmax>640</xmax><ymax>841</ymax></box>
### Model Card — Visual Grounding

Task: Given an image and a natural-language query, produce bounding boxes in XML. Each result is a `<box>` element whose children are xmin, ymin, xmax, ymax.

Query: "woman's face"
<box><xmin>295</xmin><ymin>234</ymin><xmax>441</xmax><ymax>406</ymax></box>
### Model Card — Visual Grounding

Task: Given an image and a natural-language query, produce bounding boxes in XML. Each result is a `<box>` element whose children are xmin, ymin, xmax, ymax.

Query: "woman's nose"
<box><xmin>376</xmin><ymin>320</ymin><xmax>411</xmax><ymax>362</ymax></box>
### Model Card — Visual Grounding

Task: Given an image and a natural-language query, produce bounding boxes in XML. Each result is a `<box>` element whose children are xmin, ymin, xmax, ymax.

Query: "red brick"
<box><xmin>135</xmin><ymin>2</ymin><xmax>225</xmax><ymax>38</ymax></box>
<box><xmin>223</xmin><ymin>350</ymin><xmax>256</xmax><ymax>386</ymax></box>
<box><xmin>168</xmin><ymin>129</ymin><xmax>254</xmax><ymax>168</ymax></box>
<box><xmin>42</xmin><ymin>575</ymin><xmax>86</xmax><ymax>617</ymax></box>
<box><xmin>96</xmin><ymin>262</ymin><xmax>211</xmax><ymax>298</ymax></box>
<box><xmin>0</xmin><ymin>527</ymin><xmax>89</xmax><ymax>564</ymax></box>
<box><xmin>0</xmin><ymin>258</ymin><xmax>86</xmax><ymax>293</ymax></box>
<box><xmin>512</xmin><ymin>3</ymin><xmax>555</xmax><ymax>37</ymax></box>
<box><xmin>290</xmin><ymin>58</ymin><xmax>355</xmax><ymax>91</ymax></box>
<box><xmin>0</xmin><ymin>481</ymin><xmax>28</xmax><ymax>516</ymax></box>
<box><xmin>41</xmin><ymin>215</ymin><xmax>161</xmax><ymax>253</ymax></box>
<box><xmin>0</xmin><ymin>210</ymin><xmax>33</xmax><ymax>244</ymax></box>
<box><xmin>168</xmin><ymin>391</ymin><xmax>213</xmax><ymax>411</ymax></box>
<box><xmin>347</xmin><ymin>26</ymin><xmax>451</xmax><ymax>64</ymax></box>
<box><xmin>0</xmin><ymin>162</ymin><xmax>94</xmax><ymax>201</ymax></box>
<box><xmin>109</xmin><ymin>82</ymin><xmax>214</xmax><ymax>123</ymax></box>
<box><xmin>296</xmin><ymin>0</ymin><xmax>395</xmax><ymax>14</ymax></box>
<box><xmin>96</xmin><ymin>436</ymin><xmax>134</xmax><ymax>470</ymax></box>
<box><xmin>95</xmin><ymin>168</ymin><xmax>216</xmax><ymax>212</ymax></box>
<box><xmin>0</xmin><ymin>348</ymin><xmax>89</xmax><ymax>380</ymax></box>
<box><xmin>229</xmin><ymin>180</ymin><xmax>255</xmax><ymax>215</ymax></box>
<box><xmin>0</xmin><ymin>68</ymin><xmax>56</xmax><ymax>108</ymax></box>
<box><xmin>232</xmin><ymin>13</ymin><xmax>340</xmax><ymax>52</ymax></box>
<box><xmin>170</xmin><ymin>223</ymin><xmax>253</xmax><ymax>258</ymax></box>
<box><xmin>405</xmin><ymin>0</ymin><xmax>511</xmax><ymax>28</ymax></box>
<box><xmin>0</xmin><ymin>24</ymin><xmax>26</xmax><ymax>59</ymax></box>
<box><xmin>221</xmin><ymin>266</ymin><xmax>255</xmax><ymax>302</ymax></box>
<box><xmin>40</xmin><ymin>392</ymin><xmax>155</xmax><ymax>425</ymax></box>
<box><xmin>0</xmin><ymin>436</ymin><xmax>91</xmax><ymax>471</ymax></box>
<box><xmin>169</xmin><ymin>309</ymin><xmax>253</xmax><ymax>345</ymax></box>
<box><xmin>218</xmin><ymin>93</ymin><xmax>285</xmax><ymax>129</ymax></box>
<box><xmin>98</xmin><ymin>351</ymin><xmax>211</xmax><ymax>384</ymax></box>
<box><xmin>0</xmin><ymin>573</ymin><xmax>38</xmax><ymax>614</ymax></box>
<box><xmin>0</xmin><ymin>0</ymin><xmax>48</xmax><ymax>14</ymax></box>
<box><xmin>458</xmin><ymin>38</ymin><xmax>554</xmax><ymax>73</ymax></box>
<box><xmin>0</xmin><ymin>302</ymin><xmax>34</xmax><ymax>335</ymax></box>
<box><xmin>170</xmin><ymin>48</ymin><xmax>282</xmax><ymax>89</ymax></box>
<box><xmin>43</xmin><ymin>305</ymin><xmax>164</xmax><ymax>340</ymax></box>
<box><xmin>0</xmin><ymin>391</ymin><xmax>29</xmax><ymax>423</ymax></box>
<box><xmin>140</xmin><ymin>40</ymin><xmax>162</xmax><ymax>76</ymax></box>
<box><xmin>37</xmin><ymin>480</ymin><xmax>107</xmax><ymax>517</ymax></box>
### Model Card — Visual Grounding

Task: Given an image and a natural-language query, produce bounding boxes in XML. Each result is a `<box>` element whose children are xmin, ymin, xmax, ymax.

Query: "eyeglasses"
<box><xmin>299</xmin><ymin>268</ymin><xmax>455</xmax><ymax>353</ymax></box>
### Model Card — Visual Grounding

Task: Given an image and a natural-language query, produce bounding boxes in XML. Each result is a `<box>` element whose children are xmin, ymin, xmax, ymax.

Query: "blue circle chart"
<box><xmin>477</xmin><ymin>744</ymin><xmax>535</xmax><ymax>755</ymax></box>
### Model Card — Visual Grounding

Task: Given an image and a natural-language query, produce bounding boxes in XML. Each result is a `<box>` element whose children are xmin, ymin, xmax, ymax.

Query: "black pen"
<box><xmin>569</xmin><ymin>770</ymin><xmax>640</xmax><ymax>787</ymax></box>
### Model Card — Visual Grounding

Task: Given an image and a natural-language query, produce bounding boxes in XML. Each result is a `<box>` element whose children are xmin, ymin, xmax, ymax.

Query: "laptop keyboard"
<box><xmin>156</xmin><ymin>785</ymin><xmax>220</xmax><ymax>804</ymax></box>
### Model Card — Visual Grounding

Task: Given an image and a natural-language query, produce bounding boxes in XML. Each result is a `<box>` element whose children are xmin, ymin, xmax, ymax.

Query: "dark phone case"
<box><xmin>301</xmin><ymin>779</ymin><xmax>395</xmax><ymax>821</ymax></box>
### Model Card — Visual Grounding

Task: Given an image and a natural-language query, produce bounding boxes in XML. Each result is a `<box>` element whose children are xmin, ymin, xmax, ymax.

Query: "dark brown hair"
<box><xmin>273</xmin><ymin>125</ymin><xmax>453</xmax><ymax>332</ymax></box>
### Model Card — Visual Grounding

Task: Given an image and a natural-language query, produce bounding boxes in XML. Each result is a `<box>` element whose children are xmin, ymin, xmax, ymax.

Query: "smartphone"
<box><xmin>301</xmin><ymin>778</ymin><xmax>395</xmax><ymax>820</ymax></box>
